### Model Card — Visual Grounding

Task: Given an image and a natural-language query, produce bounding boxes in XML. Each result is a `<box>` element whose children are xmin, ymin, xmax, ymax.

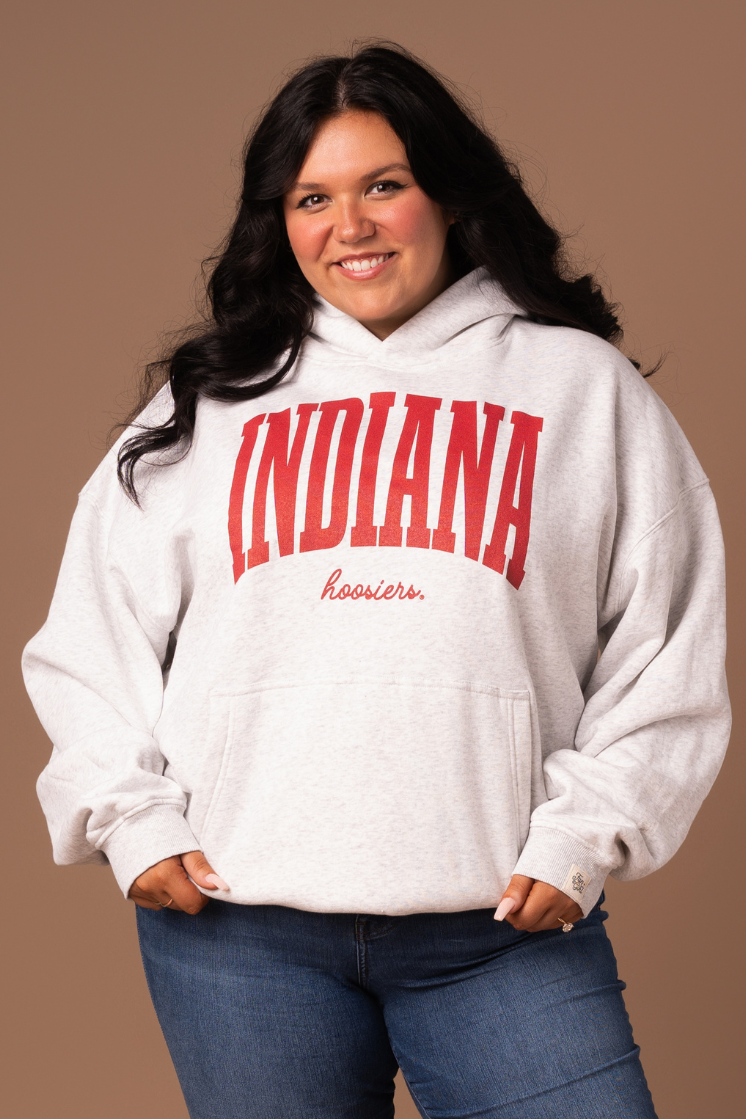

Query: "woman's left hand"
<box><xmin>494</xmin><ymin>874</ymin><xmax>583</xmax><ymax>932</ymax></box>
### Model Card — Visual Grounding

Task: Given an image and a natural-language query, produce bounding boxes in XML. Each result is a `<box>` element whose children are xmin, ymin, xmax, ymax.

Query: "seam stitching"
<box><xmin>210</xmin><ymin>677</ymin><xmax>531</xmax><ymax>700</ymax></box>
<box><xmin>94</xmin><ymin>799</ymin><xmax>186</xmax><ymax>849</ymax></box>
<box><xmin>523</xmin><ymin>823</ymin><xmax>612</xmax><ymax>872</ymax></box>
<box><xmin>354</xmin><ymin>916</ymin><xmax>367</xmax><ymax>989</ymax></box>
<box><xmin>613</xmin><ymin>479</ymin><xmax>710</xmax><ymax>616</ymax></box>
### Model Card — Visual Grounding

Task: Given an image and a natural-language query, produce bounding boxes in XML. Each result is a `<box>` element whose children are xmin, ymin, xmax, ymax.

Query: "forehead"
<box><xmin>296</xmin><ymin>111</ymin><xmax>406</xmax><ymax>183</ymax></box>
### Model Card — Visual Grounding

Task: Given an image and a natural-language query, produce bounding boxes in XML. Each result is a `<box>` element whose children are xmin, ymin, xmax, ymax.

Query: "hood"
<box><xmin>309</xmin><ymin>266</ymin><xmax>525</xmax><ymax>362</ymax></box>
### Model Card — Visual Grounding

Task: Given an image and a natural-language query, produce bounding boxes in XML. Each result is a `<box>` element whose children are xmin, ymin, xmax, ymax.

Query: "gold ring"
<box><xmin>160</xmin><ymin>898</ymin><xmax>174</xmax><ymax>908</ymax></box>
<box><xmin>557</xmin><ymin>917</ymin><xmax>574</xmax><ymax>932</ymax></box>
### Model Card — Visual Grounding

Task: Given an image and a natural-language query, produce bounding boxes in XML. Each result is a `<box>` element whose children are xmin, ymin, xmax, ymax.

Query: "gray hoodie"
<box><xmin>23</xmin><ymin>268</ymin><xmax>730</xmax><ymax>916</ymax></box>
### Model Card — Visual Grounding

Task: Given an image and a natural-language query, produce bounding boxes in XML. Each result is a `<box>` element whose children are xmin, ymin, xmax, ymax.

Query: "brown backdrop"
<box><xmin>2</xmin><ymin>2</ymin><xmax>743</xmax><ymax>1116</ymax></box>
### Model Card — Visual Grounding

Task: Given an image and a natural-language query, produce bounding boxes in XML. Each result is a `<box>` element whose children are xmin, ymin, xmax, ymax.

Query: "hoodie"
<box><xmin>22</xmin><ymin>268</ymin><xmax>730</xmax><ymax>916</ymax></box>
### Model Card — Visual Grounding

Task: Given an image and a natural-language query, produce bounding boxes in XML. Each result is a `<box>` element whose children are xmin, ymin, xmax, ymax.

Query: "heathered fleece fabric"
<box><xmin>23</xmin><ymin>268</ymin><xmax>730</xmax><ymax>916</ymax></box>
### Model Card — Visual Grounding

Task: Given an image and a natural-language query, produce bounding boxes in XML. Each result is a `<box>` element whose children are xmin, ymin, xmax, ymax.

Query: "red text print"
<box><xmin>229</xmin><ymin>393</ymin><xmax>544</xmax><ymax>591</ymax></box>
<box><xmin>321</xmin><ymin>569</ymin><xmax>423</xmax><ymax>601</ymax></box>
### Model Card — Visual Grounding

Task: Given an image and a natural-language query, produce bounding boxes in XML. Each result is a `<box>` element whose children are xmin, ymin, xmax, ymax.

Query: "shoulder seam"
<box><xmin>77</xmin><ymin>492</ymin><xmax>175</xmax><ymax>639</ymax></box>
<box><xmin>614</xmin><ymin>479</ymin><xmax>711</xmax><ymax>616</ymax></box>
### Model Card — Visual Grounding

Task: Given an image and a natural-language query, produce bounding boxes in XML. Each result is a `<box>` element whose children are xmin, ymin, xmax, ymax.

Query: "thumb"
<box><xmin>180</xmin><ymin>850</ymin><xmax>231</xmax><ymax>892</ymax></box>
<box><xmin>494</xmin><ymin>874</ymin><xmax>534</xmax><ymax>921</ymax></box>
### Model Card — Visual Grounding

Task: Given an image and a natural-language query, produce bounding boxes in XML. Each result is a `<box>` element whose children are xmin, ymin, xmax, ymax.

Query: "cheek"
<box><xmin>284</xmin><ymin>212</ymin><xmax>328</xmax><ymax>268</ymax></box>
<box><xmin>382</xmin><ymin>195</ymin><xmax>447</xmax><ymax>255</ymax></box>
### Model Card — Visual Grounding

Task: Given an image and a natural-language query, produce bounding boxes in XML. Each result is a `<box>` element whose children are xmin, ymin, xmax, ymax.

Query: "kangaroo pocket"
<box><xmin>197</xmin><ymin>676</ymin><xmax>533</xmax><ymax>914</ymax></box>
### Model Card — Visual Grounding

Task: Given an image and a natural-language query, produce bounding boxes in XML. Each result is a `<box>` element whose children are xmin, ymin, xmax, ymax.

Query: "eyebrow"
<box><xmin>290</xmin><ymin>163</ymin><xmax>412</xmax><ymax>192</ymax></box>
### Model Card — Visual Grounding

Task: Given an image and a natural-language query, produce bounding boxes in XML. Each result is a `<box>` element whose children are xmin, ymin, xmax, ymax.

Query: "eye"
<box><xmin>367</xmin><ymin>179</ymin><xmax>404</xmax><ymax>197</ymax></box>
<box><xmin>297</xmin><ymin>193</ymin><xmax>328</xmax><ymax>210</ymax></box>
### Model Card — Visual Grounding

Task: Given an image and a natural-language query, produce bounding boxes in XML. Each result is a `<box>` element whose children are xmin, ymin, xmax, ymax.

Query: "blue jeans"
<box><xmin>137</xmin><ymin>895</ymin><xmax>657</xmax><ymax>1118</ymax></box>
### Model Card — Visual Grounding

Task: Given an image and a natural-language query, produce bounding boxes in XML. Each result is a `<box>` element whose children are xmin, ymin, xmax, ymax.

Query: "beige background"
<box><xmin>2</xmin><ymin>2</ymin><xmax>743</xmax><ymax>1116</ymax></box>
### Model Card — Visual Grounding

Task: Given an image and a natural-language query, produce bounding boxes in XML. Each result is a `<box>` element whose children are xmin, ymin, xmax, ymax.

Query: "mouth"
<box><xmin>332</xmin><ymin>252</ymin><xmax>396</xmax><ymax>280</ymax></box>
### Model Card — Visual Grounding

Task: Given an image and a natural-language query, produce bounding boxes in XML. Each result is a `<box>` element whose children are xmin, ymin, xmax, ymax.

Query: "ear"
<box><xmin>443</xmin><ymin>209</ymin><xmax>459</xmax><ymax>227</ymax></box>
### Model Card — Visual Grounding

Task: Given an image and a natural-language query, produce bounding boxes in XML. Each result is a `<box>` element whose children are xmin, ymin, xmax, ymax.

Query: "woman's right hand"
<box><xmin>129</xmin><ymin>850</ymin><xmax>229</xmax><ymax>914</ymax></box>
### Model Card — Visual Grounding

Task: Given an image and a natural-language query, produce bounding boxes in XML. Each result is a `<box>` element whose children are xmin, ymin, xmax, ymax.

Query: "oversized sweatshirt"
<box><xmin>23</xmin><ymin>268</ymin><xmax>730</xmax><ymax>916</ymax></box>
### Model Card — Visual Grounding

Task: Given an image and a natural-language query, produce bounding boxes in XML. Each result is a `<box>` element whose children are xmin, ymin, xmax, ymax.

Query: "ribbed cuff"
<box><xmin>99</xmin><ymin>804</ymin><xmax>200</xmax><ymax>898</ymax></box>
<box><xmin>513</xmin><ymin>826</ymin><xmax>609</xmax><ymax>916</ymax></box>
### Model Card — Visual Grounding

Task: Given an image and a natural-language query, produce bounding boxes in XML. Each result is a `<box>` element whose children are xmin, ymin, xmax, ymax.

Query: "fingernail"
<box><xmin>494</xmin><ymin>897</ymin><xmax>517</xmax><ymax>921</ymax></box>
<box><xmin>205</xmin><ymin>873</ymin><xmax>230</xmax><ymax>891</ymax></box>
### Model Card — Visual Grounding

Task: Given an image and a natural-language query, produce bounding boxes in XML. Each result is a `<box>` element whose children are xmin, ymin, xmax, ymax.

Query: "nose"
<box><xmin>335</xmin><ymin>199</ymin><xmax>375</xmax><ymax>243</ymax></box>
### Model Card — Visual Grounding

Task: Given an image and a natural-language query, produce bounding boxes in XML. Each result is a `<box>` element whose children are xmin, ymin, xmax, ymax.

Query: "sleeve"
<box><xmin>22</xmin><ymin>484</ymin><xmax>199</xmax><ymax>898</ymax></box>
<box><xmin>513</xmin><ymin>478</ymin><xmax>731</xmax><ymax>916</ymax></box>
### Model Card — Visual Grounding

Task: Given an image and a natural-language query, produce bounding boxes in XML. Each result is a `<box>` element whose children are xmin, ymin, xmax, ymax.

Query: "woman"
<box><xmin>23</xmin><ymin>43</ymin><xmax>729</xmax><ymax>1119</ymax></box>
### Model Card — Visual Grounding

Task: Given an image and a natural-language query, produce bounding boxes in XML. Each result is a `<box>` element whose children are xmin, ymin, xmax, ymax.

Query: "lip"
<box><xmin>331</xmin><ymin>252</ymin><xmax>396</xmax><ymax>281</ymax></box>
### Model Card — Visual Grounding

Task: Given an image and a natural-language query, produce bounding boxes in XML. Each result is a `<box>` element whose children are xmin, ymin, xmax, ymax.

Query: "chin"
<box><xmin>337</xmin><ymin>288</ymin><xmax>402</xmax><ymax>320</ymax></box>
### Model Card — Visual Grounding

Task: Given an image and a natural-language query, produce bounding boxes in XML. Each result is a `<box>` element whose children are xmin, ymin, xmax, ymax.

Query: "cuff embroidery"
<box><xmin>561</xmin><ymin>863</ymin><xmax>592</xmax><ymax>899</ymax></box>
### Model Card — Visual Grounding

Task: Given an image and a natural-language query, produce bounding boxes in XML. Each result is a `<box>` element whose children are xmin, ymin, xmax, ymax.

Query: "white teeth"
<box><xmin>340</xmin><ymin>254</ymin><xmax>390</xmax><ymax>272</ymax></box>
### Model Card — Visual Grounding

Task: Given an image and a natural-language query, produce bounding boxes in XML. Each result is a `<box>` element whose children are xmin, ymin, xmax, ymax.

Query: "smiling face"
<box><xmin>283</xmin><ymin>111</ymin><xmax>455</xmax><ymax>339</ymax></box>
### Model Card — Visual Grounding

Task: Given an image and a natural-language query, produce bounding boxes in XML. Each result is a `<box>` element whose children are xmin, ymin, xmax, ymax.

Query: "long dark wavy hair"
<box><xmin>118</xmin><ymin>42</ymin><xmax>635</xmax><ymax>501</ymax></box>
